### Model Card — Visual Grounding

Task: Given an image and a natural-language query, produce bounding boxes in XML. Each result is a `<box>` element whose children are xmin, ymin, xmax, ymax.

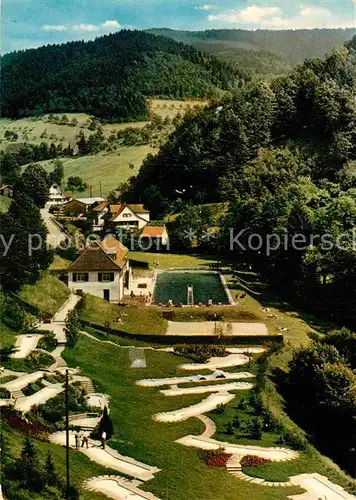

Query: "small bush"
<box><xmin>37</xmin><ymin>331</ymin><xmax>57</xmax><ymax>352</ymax></box>
<box><xmin>241</xmin><ymin>455</ymin><xmax>271</xmax><ymax>468</ymax></box>
<box><xmin>23</xmin><ymin>381</ymin><xmax>45</xmax><ymax>396</ymax></box>
<box><xmin>25</xmin><ymin>350</ymin><xmax>54</xmax><ymax>370</ymax></box>
<box><xmin>174</xmin><ymin>344</ymin><xmax>227</xmax><ymax>363</ymax></box>
<box><xmin>0</xmin><ymin>388</ymin><xmax>11</xmax><ymax>399</ymax></box>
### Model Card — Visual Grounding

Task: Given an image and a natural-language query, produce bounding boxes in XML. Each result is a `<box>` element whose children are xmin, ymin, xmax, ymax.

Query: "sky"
<box><xmin>2</xmin><ymin>0</ymin><xmax>355</xmax><ymax>54</ymax></box>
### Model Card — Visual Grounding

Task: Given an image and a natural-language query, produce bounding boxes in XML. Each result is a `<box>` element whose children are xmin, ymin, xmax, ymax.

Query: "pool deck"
<box><xmin>165</xmin><ymin>321</ymin><xmax>269</xmax><ymax>336</ymax></box>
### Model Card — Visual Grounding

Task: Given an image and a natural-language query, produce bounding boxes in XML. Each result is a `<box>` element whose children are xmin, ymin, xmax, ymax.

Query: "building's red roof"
<box><xmin>141</xmin><ymin>226</ymin><xmax>167</xmax><ymax>238</ymax></box>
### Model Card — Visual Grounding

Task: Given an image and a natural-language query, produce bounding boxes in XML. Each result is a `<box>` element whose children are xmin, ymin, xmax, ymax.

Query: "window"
<box><xmin>98</xmin><ymin>272</ymin><xmax>114</xmax><ymax>282</ymax></box>
<box><xmin>76</xmin><ymin>273</ymin><xmax>88</xmax><ymax>282</ymax></box>
<box><xmin>72</xmin><ymin>272</ymin><xmax>88</xmax><ymax>282</ymax></box>
<box><xmin>123</xmin><ymin>213</ymin><xmax>131</xmax><ymax>218</ymax></box>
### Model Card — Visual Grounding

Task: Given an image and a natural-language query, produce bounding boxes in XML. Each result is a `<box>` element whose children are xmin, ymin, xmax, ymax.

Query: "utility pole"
<box><xmin>89</xmin><ymin>185</ymin><xmax>92</xmax><ymax>197</ymax></box>
<box><xmin>100</xmin><ymin>180</ymin><xmax>102</xmax><ymax>198</ymax></box>
<box><xmin>65</xmin><ymin>369</ymin><xmax>70</xmax><ymax>499</ymax></box>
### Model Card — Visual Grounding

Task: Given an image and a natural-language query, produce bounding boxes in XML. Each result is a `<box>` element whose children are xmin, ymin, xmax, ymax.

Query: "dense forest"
<box><xmin>148</xmin><ymin>28</ymin><xmax>356</xmax><ymax>76</ymax></box>
<box><xmin>124</xmin><ymin>36</ymin><xmax>356</xmax><ymax>328</ymax></box>
<box><xmin>1</xmin><ymin>30</ymin><xmax>244</xmax><ymax>120</ymax></box>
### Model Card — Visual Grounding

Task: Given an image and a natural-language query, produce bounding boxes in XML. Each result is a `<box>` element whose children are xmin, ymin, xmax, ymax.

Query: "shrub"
<box><xmin>23</xmin><ymin>381</ymin><xmax>45</xmax><ymax>396</ymax></box>
<box><xmin>25</xmin><ymin>350</ymin><xmax>54</xmax><ymax>370</ymax></box>
<box><xmin>247</xmin><ymin>417</ymin><xmax>263</xmax><ymax>439</ymax></box>
<box><xmin>205</xmin><ymin>452</ymin><xmax>232</xmax><ymax>467</ymax></box>
<box><xmin>174</xmin><ymin>344</ymin><xmax>227</xmax><ymax>363</ymax></box>
<box><xmin>241</xmin><ymin>455</ymin><xmax>271</xmax><ymax>468</ymax></box>
<box><xmin>37</xmin><ymin>331</ymin><xmax>57</xmax><ymax>352</ymax></box>
<box><xmin>0</xmin><ymin>388</ymin><xmax>11</xmax><ymax>399</ymax></box>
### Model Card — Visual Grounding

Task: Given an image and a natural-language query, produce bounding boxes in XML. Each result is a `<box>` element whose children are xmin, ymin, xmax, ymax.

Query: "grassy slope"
<box><xmin>0</xmin><ymin>196</ymin><xmax>12</xmax><ymax>213</ymax></box>
<box><xmin>1</xmin><ymin>424</ymin><xmax>110</xmax><ymax>500</ymax></box>
<box><xmin>63</xmin><ymin>334</ymin><xmax>303</xmax><ymax>500</ymax></box>
<box><xmin>19</xmin><ymin>272</ymin><xmax>70</xmax><ymax>316</ymax></box>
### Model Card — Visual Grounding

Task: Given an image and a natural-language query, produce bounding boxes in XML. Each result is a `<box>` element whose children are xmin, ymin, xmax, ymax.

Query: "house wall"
<box><xmin>113</xmin><ymin>206</ymin><xmax>148</xmax><ymax>230</ymax></box>
<box><xmin>68</xmin><ymin>271</ymin><xmax>122</xmax><ymax>302</ymax></box>
<box><xmin>93</xmin><ymin>208</ymin><xmax>108</xmax><ymax>231</ymax></box>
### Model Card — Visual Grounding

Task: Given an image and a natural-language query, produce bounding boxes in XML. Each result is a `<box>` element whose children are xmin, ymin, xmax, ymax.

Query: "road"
<box><xmin>40</xmin><ymin>207</ymin><xmax>69</xmax><ymax>247</ymax></box>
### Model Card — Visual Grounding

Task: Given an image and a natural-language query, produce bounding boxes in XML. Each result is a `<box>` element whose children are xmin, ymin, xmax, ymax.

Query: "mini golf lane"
<box><xmin>180</xmin><ymin>353</ymin><xmax>250</xmax><ymax>371</ymax></box>
<box><xmin>50</xmin><ymin>431</ymin><xmax>160</xmax><ymax>482</ymax></box>
<box><xmin>84</xmin><ymin>475</ymin><xmax>161</xmax><ymax>500</ymax></box>
<box><xmin>154</xmin><ymin>392</ymin><xmax>235</xmax><ymax>422</ymax></box>
<box><xmin>160</xmin><ymin>381</ymin><xmax>254</xmax><ymax>396</ymax></box>
<box><xmin>15</xmin><ymin>384</ymin><xmax>64</xmax><ymax>412</ymax></box>
<box><xmin>136</xmin><ymin>370</ymin><xmax>255</xmax><ymax>387</ymax></box>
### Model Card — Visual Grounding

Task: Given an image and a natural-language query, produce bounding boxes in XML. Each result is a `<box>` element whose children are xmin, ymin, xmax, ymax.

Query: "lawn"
<box><xmin>63</xmin><ymin>333</ymin><xmax>303</xmax><ymax>500</ymax></box>
<box><xmin>1</xmin><ymin>423</ymin><xmax>111</xmax><ymax>500</ymax></box>
<box><xmin>80</xmin><ymin>294</ymin><xmax>168</xmax><ymax>335</ymax></box>
<box><xmin>23</xmin><ymin>145</ymin><xmax>155</xmax><ymax>198</ymax></box>
<box><xmin>129</xmin><ymin>251</ymin><xmax>216</xmax><ymax>270</ymax></box>
<box><xmin>0</xmin><ymin>196</ymin><xmax>11</xmax><ymax>213</ymax></box>
<box><xmin>19</xmin><ymin>272</ymin><xmax>70</xmax><ymax>316</ymax></box>
<box><xmin>0</xmin><ymin>320</ymin><xmax>17</xmax><ymax>349</ymax></box>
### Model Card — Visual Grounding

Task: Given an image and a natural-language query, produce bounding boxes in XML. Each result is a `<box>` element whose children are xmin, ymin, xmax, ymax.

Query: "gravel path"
<box><xmin>41</xmin><ymin>208</ymin><xmax>69</xmax><ymax>247</ymax></box>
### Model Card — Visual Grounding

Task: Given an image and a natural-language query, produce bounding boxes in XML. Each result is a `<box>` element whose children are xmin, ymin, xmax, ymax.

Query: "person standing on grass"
<box><xmin>101</xmin><ymin>431</ymin><xmax>107</xmax><ymax>449</ymax></box>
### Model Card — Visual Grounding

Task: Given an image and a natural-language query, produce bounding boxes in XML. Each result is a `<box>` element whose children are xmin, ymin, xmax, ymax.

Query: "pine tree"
<box><xmin>64</xmin><ymin>309</ymin><xmax>81</xmax><ymax>347</ymax></box>
<box><xmin>18</xmin><ymin>436</ymin><xmax>43</xmax><ymax>492</ymax></box>
<box><xmin>44</xmin><ymin>451</ymin><xmax>60</xmax><ymax>487</ymax></box>
<box><xmin>0</xmin><ymin>193</ymin><xmax>53</xmax><ymax>291</ymax></box>
<box><xmin>98</xmin><ymin>406</ymin><xmax>114</xmax><ymax>439</ymax></box>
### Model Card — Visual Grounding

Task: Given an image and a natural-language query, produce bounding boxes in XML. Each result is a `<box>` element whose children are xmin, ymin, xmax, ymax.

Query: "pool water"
<box><xmin>154</xmin><ymin>271</ymin><xmax>229</xmax><ymax>305</ymax></box>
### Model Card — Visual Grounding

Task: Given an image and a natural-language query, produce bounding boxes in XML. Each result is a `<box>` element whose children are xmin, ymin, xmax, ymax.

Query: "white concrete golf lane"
<box><xmin>161</xmin><ymin>381</ymin><xmax>254</xmax><ymax>396</ymax></box>
<box><xmin>84</xmin><ymin>476</ymin><xmax>161</xmax><ymax>500</ymax></box>
<box><xmin>176</xmin><ymin>435</ymin><xmax>299</xmax><ymax>461</ymax></box>
<box><xmin>180</xmin><ymin>353</ymin><xmax>250</xmax><ymax>371</ymax></box>
<box><xmin>50</xmin><ymin>432</ymin><xmax>160</xmax><ymax>481</ymax></box>
<box><xmin>10</xmin><ymin>334</ymin><xmax>41</xmax><ymax>358</ymax></box>
<box><xmin>288</xmin><ymin>473</ymin><xmax>356</xmax><ymax>500</ymax></box>
<box><xmin>15</xmin><ymin>384</ymin><xmax>64</xmax><ymax>412</ymax></box>
<box><xmin>1</xmin><ymin>370</ymin><xmax>43</xmax><ymax>391</ymax></box>
<box><xmin>154</xmin><ymin>392</ymin><xmax>235</xmax><ymax>422</ymax></box>
<box><xmin>136</xmin><ymin>370</ymin><xmax>255</xmax><ymax>387</ymax></box>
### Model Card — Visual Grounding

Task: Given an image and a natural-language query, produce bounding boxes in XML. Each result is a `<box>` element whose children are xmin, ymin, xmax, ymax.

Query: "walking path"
<box><xmin>166</xmin><ymin>321</ymin><xmax>269</xmax><ymax>336</ymax></box>
<box><xmin>288</xmin><ymin>473</ymin><xmax>356</xmax><ymax>500</ymax></box>
<box><xmin>15</xmin><ymin>383</ymin><xmax>64</xmax><ymax>412</ymax></box>
<box><xmin>50</xmin><ymin>431</ymin><xmax>160</xmax><ymax>481</ymax></box>
<box><xmin>41</xmin><ymin>208</ymin><xmax>70</xmax><ymax>247</ymax></box>
<box><xmin>154</xmin><ymin>392</ymin><xmax>235</xmax><ymax>422</ymax></box>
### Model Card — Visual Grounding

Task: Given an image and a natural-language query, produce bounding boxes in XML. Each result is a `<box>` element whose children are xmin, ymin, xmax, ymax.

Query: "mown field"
<box><xmin>24</xmin><ymin>145</ymin><xmax>155</xmax><ymax>198</ymax></box>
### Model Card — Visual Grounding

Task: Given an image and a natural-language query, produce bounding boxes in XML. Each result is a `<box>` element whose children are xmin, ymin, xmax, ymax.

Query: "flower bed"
<box><xmin>240</xmin><ymin>455</ymin><xmax>272</xmax><ymax>468</ymax></box>
<box><xmin>205</xmin><ymin>452</ymin><xmax>232</xmax><ymax>467</ymax></box>
<box><xmin>175</xmin><ymin>344</ymin><xmax>227</xmax><ymax>363</ymax></box>
<box><xmin>197</xmin><ymin>448</ymin><xmax>232</xmax><ymax>467</ymax></box>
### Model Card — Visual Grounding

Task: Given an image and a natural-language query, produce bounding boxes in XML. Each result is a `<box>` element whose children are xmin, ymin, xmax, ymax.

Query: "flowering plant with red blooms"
<box><xmin>240</xmin><ymin>455</ymin><xmax>272</xmax><ymax>468</ymax></box>
<box><xmin>205</xmin><ymin>452</ymin><xmax>232</xmax><ymax>467</ymax></box>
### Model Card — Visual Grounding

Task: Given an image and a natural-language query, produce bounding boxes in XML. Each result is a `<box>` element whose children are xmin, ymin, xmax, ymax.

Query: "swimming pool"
<box><xmin>153</xmin><ymin>270</ymin><xmax>230</xmax><ymax>305</ymax></box>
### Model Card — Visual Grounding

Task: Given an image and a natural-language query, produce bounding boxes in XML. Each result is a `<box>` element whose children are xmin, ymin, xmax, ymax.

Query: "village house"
<box><xmin>140</xmin><ymin>225</ymin><xmax>169</xmax><ymax>249</ymax></box>
<box><xmin>61</xmin><ymin>197</ymin><xmax>106</xmax><ymax>217</ymax></box>
<box><xmin>90</xmin><ymin>200</ymin><xmax>109</xmax><ymax>231</ymax></box>
<box><xmin>48</xmin><ymin>183</ymin><xmax>72</xmax><ymax>205</ymax></box>
<box><xmin>103</xmin><ymin>203</ymin><xmax>150</xmax><ymax>231</ymax></box>
<box><xmin>67</xmin><ymin>235</ymin><xmax>131</xmax><ymax>302</ymax></box>
<box><xmin>0</xmin><ymin>185</ymin><xmax>14</xmax><ymax>197</ymax></box>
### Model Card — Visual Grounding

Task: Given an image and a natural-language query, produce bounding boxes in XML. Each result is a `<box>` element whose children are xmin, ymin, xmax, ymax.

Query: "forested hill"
<box><xmin>1</xmin><ymin>30</ymin><xmax>243</xmax><ymax>120</ymax></box>
<box><xmin>147</xmin><ymin>28</ymin><xmax>356</xmax><ymax>76</ymax></box>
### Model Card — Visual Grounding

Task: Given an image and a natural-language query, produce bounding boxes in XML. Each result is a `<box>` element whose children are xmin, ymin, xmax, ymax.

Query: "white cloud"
<box><xmin>101</xmin><ymin>19</ymin><xmax>121</xmax><ymax>29</ymax></box>
<box><xmin>195</xmin><ymin>4</ymin><xmax>217</xmax><ymax>11</ymax></box>
<box><xmin>208</xmin><ymin>4</ymin><xmax>353</xmax><ymax>29</ymax></box>
<box><xmin>72</xmin><ymin>23</ymin><xmax>99</xmax><ymax>32</ymax></box>
<box><xmin>42</xmin><ymin>24</ymin><xmax>67</xmax><ymax>32</ymax></box>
